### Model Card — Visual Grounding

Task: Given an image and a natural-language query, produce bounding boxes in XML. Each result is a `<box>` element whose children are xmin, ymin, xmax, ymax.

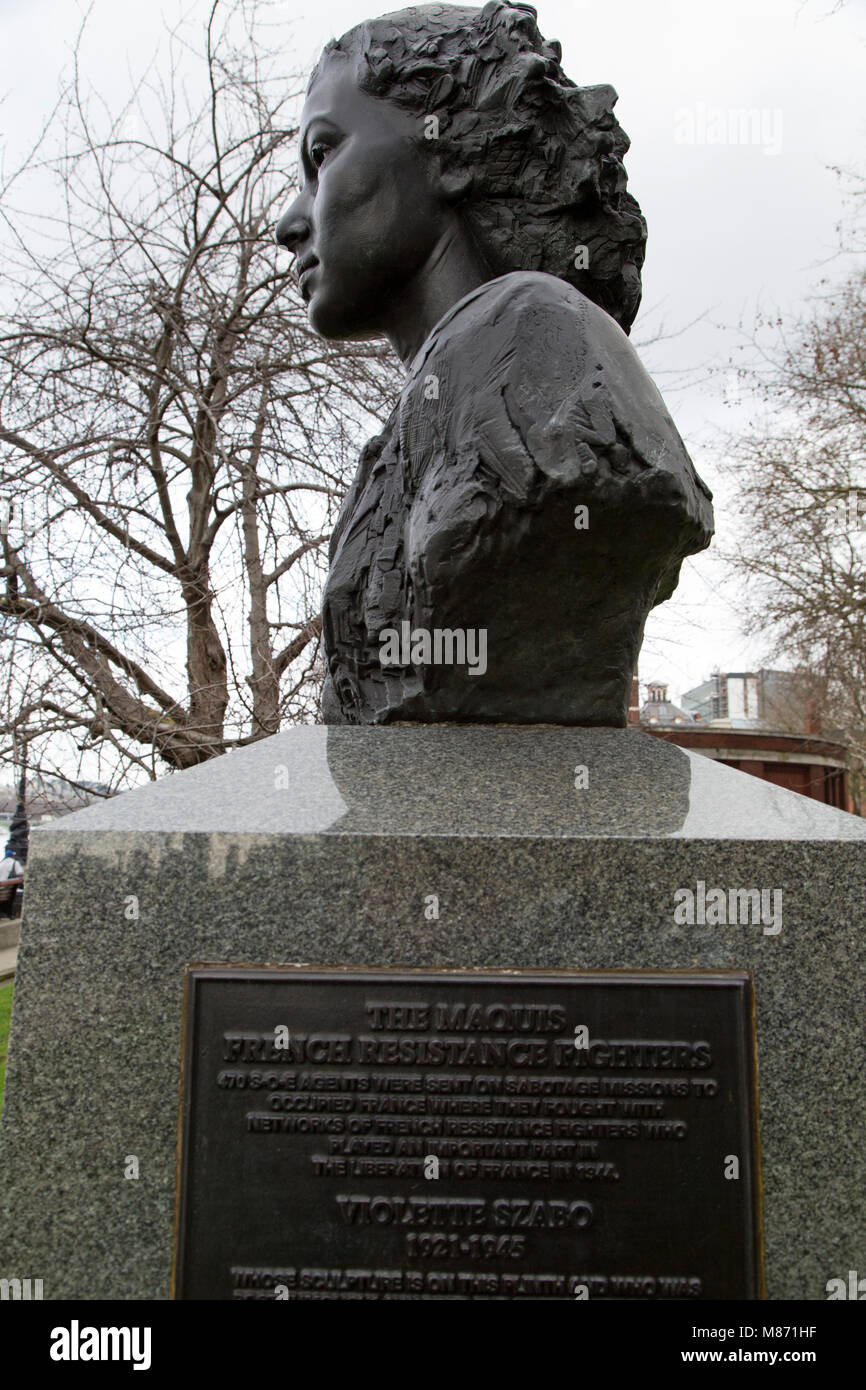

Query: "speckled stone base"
<box><xmin>1</xmin><ymin>726</ymin><xmax>864</xmax><ymax>1299</ymax></box>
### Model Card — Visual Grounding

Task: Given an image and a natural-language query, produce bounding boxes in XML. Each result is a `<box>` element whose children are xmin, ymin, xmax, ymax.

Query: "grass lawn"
<box><xmin>0</xmin><ymin>982</ymin><xmax>13</xmax><ymax>1115</ymax></box>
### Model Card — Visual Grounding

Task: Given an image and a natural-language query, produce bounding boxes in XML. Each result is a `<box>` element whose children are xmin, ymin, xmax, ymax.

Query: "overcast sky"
<box><xmin>2</xmin><ymin>0</ymin><xmax>865</xmax><ymax>704</ymax></box>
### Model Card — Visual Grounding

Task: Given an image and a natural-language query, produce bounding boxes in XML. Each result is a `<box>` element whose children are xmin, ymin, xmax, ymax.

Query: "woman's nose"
<box><xmin>275</xmin><ymin>195</ymin><xmax>310</xmax><ymax>251</ymax></box>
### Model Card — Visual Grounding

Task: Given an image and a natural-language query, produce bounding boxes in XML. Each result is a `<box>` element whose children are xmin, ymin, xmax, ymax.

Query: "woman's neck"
<box><xmin>384</xmin><ymin>223</ymin><xmax>490</xmax><ymax>367</ymax></box>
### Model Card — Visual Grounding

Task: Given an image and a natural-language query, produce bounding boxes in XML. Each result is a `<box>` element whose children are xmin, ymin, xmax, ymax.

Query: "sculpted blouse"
<box><xmin>322</xmin><ymin>271</ymin><xmax>713</xmax><ymax>726</ymax></box>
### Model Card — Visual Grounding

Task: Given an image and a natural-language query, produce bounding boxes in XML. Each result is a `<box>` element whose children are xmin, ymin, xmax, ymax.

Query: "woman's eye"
<box><xmin>310</xmin><ymin>142</ymin><xmax>330</xmax><ymax>170</ymax></box>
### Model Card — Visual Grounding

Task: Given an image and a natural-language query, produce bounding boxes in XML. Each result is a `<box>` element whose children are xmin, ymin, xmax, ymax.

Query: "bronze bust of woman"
<box><xmin>276</xmin><ymin>1</ymin><xmax>713</xmax><ymax>727</ymax></box>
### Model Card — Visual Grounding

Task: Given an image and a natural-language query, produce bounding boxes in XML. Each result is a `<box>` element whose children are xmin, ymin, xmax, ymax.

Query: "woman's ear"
<box><xmin>437</xmin><ymin>166</ymin><xmax>473</xmax><ymax>204</ymax></box>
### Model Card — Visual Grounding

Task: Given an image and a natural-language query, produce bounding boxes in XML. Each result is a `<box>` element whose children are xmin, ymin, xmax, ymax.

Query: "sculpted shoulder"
<box><xmin>401</xmin><ymin>270</ymin><xmax>712</xmax><ymax>516</ymax></box>
<box><xmin>407</xmin><ymin>270</ymin><xmax>603</xmax><ymax>394</ymax></box>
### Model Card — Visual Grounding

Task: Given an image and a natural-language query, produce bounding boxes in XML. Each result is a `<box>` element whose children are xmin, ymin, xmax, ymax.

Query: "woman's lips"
<box><xmin>297</xmin><ymin>257</ymin><xmax>319</xmax><ymax>300</ymax></box>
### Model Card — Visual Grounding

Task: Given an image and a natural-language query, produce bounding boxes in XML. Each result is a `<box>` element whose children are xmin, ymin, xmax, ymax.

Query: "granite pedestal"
<box><xmin>1</xmin><ymin>726</ymin><xmax>864</xmax><ymax>1298</ymax></box>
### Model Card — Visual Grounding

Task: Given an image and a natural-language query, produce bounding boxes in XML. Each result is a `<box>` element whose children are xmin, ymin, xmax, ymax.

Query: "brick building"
<box><xmin>638</xmin><ymin>672</ymin><xmax>856</xmax><ymax>813</ymax></box>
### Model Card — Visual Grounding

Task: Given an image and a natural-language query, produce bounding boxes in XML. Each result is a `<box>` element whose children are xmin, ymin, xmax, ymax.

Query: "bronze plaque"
<box><xmin>174</xmin><ymin>967</ymin><xmax>762</xmax><ymax>1300</ymax></box>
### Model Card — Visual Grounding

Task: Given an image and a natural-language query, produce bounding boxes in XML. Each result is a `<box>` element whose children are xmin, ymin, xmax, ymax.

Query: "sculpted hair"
<box><xmin>312</xmin><ymin>1</ymin><xmax>647</xmax><ymax>332</ymax></box>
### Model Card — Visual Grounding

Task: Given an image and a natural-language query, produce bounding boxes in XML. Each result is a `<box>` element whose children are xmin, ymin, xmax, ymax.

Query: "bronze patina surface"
<box><xmin>275</xmin><ymin>4</ymin><xmax>714</xmax><ymax>727</ymax></box>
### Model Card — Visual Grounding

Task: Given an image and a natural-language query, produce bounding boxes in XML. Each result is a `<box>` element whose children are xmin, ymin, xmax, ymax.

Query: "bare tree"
<box><xmin>722</xmin><ymin>180</ymin><xmax>866</xmax><ymax>806</ymax></box>
<box><xmin>0</xmin><ymin>0</ymin><xmax>398</xmax><ymax>787</ymax></box>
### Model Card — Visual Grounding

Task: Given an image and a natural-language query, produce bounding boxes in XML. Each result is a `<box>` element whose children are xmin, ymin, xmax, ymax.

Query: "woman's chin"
<box><xmin>309</xmin><ymin>300</ymin><xmax>382</xmax><ymax>343</ymax></box>
<box><xmin>308</xmin><ymin>298</ymin><xmax>352</xmax><ymax>340</ymax></box>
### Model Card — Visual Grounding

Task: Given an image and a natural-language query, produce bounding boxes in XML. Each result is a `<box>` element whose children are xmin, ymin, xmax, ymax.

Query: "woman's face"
<box><xmin>276</xmin><ymin>56</ymin><xmax>450</xmax><ymax>340</ymax></box>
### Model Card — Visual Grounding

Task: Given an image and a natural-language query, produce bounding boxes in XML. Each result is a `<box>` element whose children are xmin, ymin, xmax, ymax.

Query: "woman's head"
<box><xmin>308</xmin><ymin>2</ymin><xmax>646</xmax><ymax>332</ymax></box>
<box><xmin>278</xmin><ymin>45</ymin><xmax>479</xmax><ymax>346</ymax></box>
